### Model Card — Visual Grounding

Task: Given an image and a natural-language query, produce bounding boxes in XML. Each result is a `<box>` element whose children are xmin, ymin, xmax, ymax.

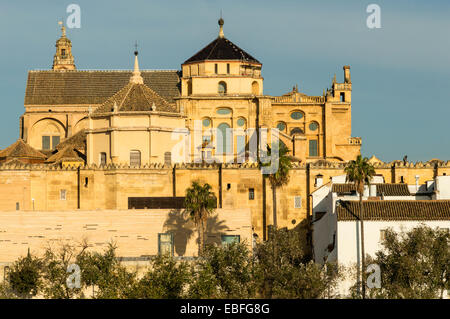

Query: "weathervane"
<box><xmin>58</xmin><ymin>20</ymin><xmax>66</xmax><ymax>37</ymax></box>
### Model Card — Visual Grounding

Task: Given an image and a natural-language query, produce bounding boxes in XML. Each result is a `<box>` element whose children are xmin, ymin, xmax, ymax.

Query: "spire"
<box><xmin>59</xmin><ymin>20</ymin><xmax>66</xmax><ymax>37</ymax></box>
<box><xmin>130</xmin><ymin>49</ymin><xmax>144</xmax><ymax>84</ymax></box>
<box><xmin>52</xmin><ymin>21</ymin><xmax>76</xmax><ymax>70</ymax></box>
<box><xmin>218</xmin><ymin>16</ymin><xmax>224</xmax><ymax>38</ymax></box>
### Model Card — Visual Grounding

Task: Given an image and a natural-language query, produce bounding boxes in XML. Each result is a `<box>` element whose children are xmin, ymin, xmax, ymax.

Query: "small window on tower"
<box><xmin>218</xmin><ymin>81</ymin><xmax>227</xmax><ymax>94</ymax></box>
<box><xmin>100</xmin><ymin>152</ymin><xmax>107</xmax><ymax>166</ymax></box>
<box><xmin>227</xmin><ymin>63</ymin><xmax>230</xmax><ymax>74</ymax></box>
<box><xmin>215</xmin><ymin>64</ymin><xmax>218</xmax><ymax>74</ymax></box>
<box><xmin>249</xmin><ymin>188</ymin><xmax>255</xmax><ymax>200</ymax></box>
<box><xmin>61</xmin><ymin>49</ymin><xmax>66</xmax><ymax>56</ymax></box>
<box><xmin>340</xmin><ymin>92</ymin><xmax>345</xmax><ymax>102</ymax></box>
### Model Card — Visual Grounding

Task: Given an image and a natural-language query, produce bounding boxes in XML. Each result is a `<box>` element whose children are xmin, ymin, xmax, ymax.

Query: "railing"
<box><xmin>273</xmin><ymin>95</ymin><xmax>325</xmax><ymax>104</ymax></box>
<box><xmin>348</xmin><ymin>137</ymin><xmax>361</xmax><ymax>145</ymax></box>
<box><xmin>333</xmin><ymin>83</ymin><xmax>352</xmax><ymax>91</ymax></box>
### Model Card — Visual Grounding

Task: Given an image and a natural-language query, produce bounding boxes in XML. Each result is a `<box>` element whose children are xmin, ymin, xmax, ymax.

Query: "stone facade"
<box><xmin>1</xmin><ymin>160</ymin><xmax>449</xmax><ymax>242</ymax></box>
<box><xmin>0</xmin><ymin>208</ymin><xmax>252</xmax><ymax>263</ymax></box>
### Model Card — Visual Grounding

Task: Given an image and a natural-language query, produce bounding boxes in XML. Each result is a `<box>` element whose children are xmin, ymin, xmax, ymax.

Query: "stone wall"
<box><xmin>0</xmin><ymin>208</ymin><xmax>252</xmax><ymax>264</ymax></box>
<box><xmin>0</xmin><ymin>160</ymin><xmax>448</xmax><ymax>242</ymax></box>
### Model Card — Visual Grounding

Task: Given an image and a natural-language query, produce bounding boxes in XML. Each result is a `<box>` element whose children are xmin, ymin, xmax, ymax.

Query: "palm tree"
<box><xmin>344</xmin><ymin>154</ymin><xmax>375</xmax><ymax>299</ymax></box>
<box><xmin>262</xmin><ymin>142</ymin><xmax>292</xmax><ymax>230</ymax></box>
<box><xmin>184</xmin><ymin>181</ymin><xmax>217</xmax><ymax>256</ymax></box>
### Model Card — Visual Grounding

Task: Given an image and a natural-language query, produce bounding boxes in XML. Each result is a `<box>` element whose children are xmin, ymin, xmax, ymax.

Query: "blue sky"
<box><xmin>0</xmin><ymin>0</ymin><xmax>449</xmax><ymax>162</ymax></box>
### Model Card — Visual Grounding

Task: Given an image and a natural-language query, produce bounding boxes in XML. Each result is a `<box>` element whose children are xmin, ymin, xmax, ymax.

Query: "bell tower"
<box><xmin>52</xmin><ymin>21</ymin><xmax>76</xmax><ymax>70</ymax></box>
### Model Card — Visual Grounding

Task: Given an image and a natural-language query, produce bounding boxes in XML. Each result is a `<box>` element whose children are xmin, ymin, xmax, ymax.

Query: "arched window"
<box><xmin>276</xmin><ymin>122</ymin><xmax>286</xmax><ymax>132</ymax></box>
<box><xmin>130</xmin><ymin>150</ymin><xmax>141</xmax><ymax>166</ymax></box>
<box><xmin>218</xmin><ymin>81</ymin><xmax>227</xmax><ymax>95</ymax></box>
<box><xmin>252</xmin><ymin>81</ymin><xmax>259</xmax><ymax>95</ymax></box>
<box><xmin>217</xmin><ymin>123</ymin><xmax>232</xmax><ymax>154</ymax></box>
<box><xmin>236</xmin><ymin>117</ymin><xmax>246</xmax><ymax>128</ymax></box>
<box><xmin>290</xmin><ymin>127</ymin><xmax>304</xmax><ymax>136</ymax></box>
<box><xmin>309</xmin><ymin>122</ymin><xmax>319</xmax><ymax>132</ymax></box>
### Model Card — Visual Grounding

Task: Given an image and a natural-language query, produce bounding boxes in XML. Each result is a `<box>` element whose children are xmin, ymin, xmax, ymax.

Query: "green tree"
<box><xmin>40</xmin><ymin>242</ymin><xmax>89</xmax><ymax>299</ymax></box>
<box><xmin>255</xmin><ymin>227</ymin><xmax>341</xmax><ymax>299</ymax></box>
<box><xmin>262</xmin><ymin>143</ymin><xmax>292</xmax><ymax>230</ymax></box>
<box><xmin>344</xmin><ymin>154</ymin><xmax>375</xmax><ymax>299</ymax></box>
<box><xmin>189</xmin><ymin>242</ymin><xmax>257</xmax><ymax>298</ymax></box>
<box><xmin>134</xmin><ymin>254</ymin><xmax>191</xmax><ymax>299</ymax></box>
<box><xmin>363</xmin><ymin>225</ymin><xmax>450</xmax><ymax>299</ymax></box>
<box><xmin>8</xmin><ymin>250</ymin><xmax>42</xmax><ymax>298</ymax></box>
<box><xmin>77</xmin><ymin>243</ymin><xmax>138</xmax><ymax>299</ymax></box>
<box><xmin>184</xmin><ymin>181</ymin><xmax>217</xmax><ymax>256</ymax></box>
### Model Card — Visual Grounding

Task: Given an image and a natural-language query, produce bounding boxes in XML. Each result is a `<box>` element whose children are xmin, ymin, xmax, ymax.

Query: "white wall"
<box><xmin>337</xmin><ymin>220</ymin><xmax>450</xmax><ymax>297</ymax></box>
<box><xmin>435</xmin><ymin>175</ymin><xmax>450</xmax><ymax>199</ymax></box>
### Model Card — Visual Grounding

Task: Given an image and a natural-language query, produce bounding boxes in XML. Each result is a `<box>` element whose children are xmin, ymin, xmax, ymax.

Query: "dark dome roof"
<box><xmin>184</xmin><ymin>37</ymin><xmax>260</xmax><ymax>64</ymax></box>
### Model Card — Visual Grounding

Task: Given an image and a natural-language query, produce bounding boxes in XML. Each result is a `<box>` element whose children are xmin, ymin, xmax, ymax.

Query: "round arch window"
<box><xmin>202</xmin><ymin>118</ymin><xmax>211</xmax><ymax>127</ymax></box>
<box><xmin>276</xmin><ymin>122</ymin><xmax>286</xmax><ymax>131</ymax></box>
<box><xmin>290</xmin><ymin>111</ymin><xmax>304</xmax><ymax>120</ymax></box>
<box><xmin>309</xmin><ymin>122</ymin><xmax>318</xmax><ymax>131</ymax></box>
<box><xmin>218</xmin><ymin>81</ymin><xmax>227</xmax><ymax>94</ymax></box>
<box><xmin>237</xmin><ymin>118</ymin><xmax>246</xmax><ymax>127</ymax></box>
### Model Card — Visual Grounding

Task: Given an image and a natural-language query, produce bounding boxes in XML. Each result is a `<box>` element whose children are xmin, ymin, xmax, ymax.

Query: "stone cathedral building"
<box><xmin>1</xmin><ymin>19</ymin><xmax>448</xmax><ymax>262</ymax></box>
<box><xmin>20</xmin><ymin>19</ymin><xmax>361</xmax><ymax>165</ymax></box>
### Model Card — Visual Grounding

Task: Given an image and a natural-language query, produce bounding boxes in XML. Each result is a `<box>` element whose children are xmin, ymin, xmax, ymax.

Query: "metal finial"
<box><xmin>134</xmin><ymin>41</ymin><xmax>139</xmax><ymax>56</ymax></box>
<box><xmin>218</xmin><ymin>13</ymin><xmax>224</xmax><ymax>38</ymax></box>
<box><xmin>58</xmin><ymin>20</ymin><xmax>66</xmax><ymax>37</ymax></box>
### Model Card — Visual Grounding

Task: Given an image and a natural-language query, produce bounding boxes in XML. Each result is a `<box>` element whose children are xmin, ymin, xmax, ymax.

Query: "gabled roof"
<box><xmin>45</xmin><ymin>146</ymin><xmax>84</xmax><ymax>164</ymax></box>
<box><xmin>337</xmin><ymin>200</ymin><xmax>450</xmax><ymax>221</ymax></box>
<box><xmin>56</xmin><ymin>129</ymin><xmax>86</xmax><ymax>152</ymax></box>
<box><xmin>93</xmin><ymin>82</ymin><xmax>177</xmax><ymax>114</ymax></box>
<box><xmin>332</xmin><ymin>183</ymin><xmax>411</xmax><ymax>197</ymax></box>
<box><xmin>184</xmin><ymin>37</ymin><xmax>260</xmax><ymax>64</ymax></box>
<box><xmin>25</xmin><ymin>70</ymin><xmax>180</xmax><ymax>105</ymax></box>
<box><xmin>0</xmin><ymin>139</ymin><xmax>46</xmax><ymax>160</ymax></box>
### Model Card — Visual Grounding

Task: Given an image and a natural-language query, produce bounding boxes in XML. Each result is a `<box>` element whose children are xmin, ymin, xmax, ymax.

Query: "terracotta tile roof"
<box><xmin>0</xmin><ymin>139</ymin><xmax>46</xmax><ymax>160</ymax></box>
<box><xmin>331</xmin><ymin>184</ymin><xmax>357</xmax><ymax>194</ymax></box>
<box><xmin>24</xmin><ymin>70</ymin><xmax>180</xmax><ymax>105</ymax></box>
<box><xmin>93</xmin><ymin>82</ymin><xmax>176</xmax><ymax>114</ymax></box>
<box><xmin>337</xmin><ymin>200</ymin><xmax>450</xmax><ymax>221</ymax></box>
<box><xmin>56</xmin><ymin>129</ymin><xmax>86</xmax><ymax>152</ymax></box>
<box><xmin>376</xmin><ymin>183</ymin><xmax>411</xmax><ymax>196</ymax></box>
<box><xmin>332</xmin><ymin>183</ymin><xmax>411</xmax><ymax>196</ymax></box>
<box><xmin>45</xmin><ymin>146</ymin><xmax>85</xmax><ymax>164</ymax></box>
<box><xmin>184</xmin><ymin>37</ymin><xmax>260</xmax><ymax>64</ymax></box>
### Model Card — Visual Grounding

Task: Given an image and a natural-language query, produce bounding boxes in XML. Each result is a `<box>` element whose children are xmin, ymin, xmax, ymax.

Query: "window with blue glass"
<box><xmin>217</xmin><ymin>123</ymin><xmax>232</xmax><ymax>154</ymax></box>
<box><xmin>221</xmin><ymin>235</ymin><xmax>240</xmax><ymax>246</ymax></box>
<box><xmin>236</xmin><ymin>135</ymin><xmax>246</xmax><ymax>154</ymax></box>
<box><xmin>309</xmin><ymin>140</ymin><xmax>318</xmax><ymax>157</ymax></box>
<box><xmin>158</xmin><ymin>233</ymin><xmax>174</xmax><ymax>256</ymax></box>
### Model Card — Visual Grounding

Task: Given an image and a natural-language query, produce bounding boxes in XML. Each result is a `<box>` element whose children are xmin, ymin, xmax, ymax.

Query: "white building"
<box><xmin>312</xmin><ymin>174</ymin><xmax>450</xmax><ymax>297</ymax></box>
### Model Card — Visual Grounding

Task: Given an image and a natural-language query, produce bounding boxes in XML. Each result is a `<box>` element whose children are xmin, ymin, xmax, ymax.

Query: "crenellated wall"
<box><xmin>0</xmin><ymin>159</ymin><xmax>449</xmax><ymax>242</ymax></box>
